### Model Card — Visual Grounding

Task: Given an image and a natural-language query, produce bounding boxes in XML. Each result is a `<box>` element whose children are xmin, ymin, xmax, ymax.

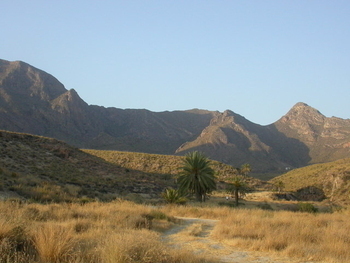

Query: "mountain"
<box><xmin>175</xmin><ymin>103</ymin><xmax>349</xmax><ymax>178</ymax></box>
<box><xmin>274</xmin><ymin>102</ymin><xmax>350</xmax><ymax>165</ymax></box>
<box><xmin>0</xmin><ymin>59</ymin><xmax>215</xmax><ymax>153</ymax></box>
<box><xmin>1</xmin><ymin>59</ymin><xmax>350</xmax><ymax>178</ymax></box>
<box><xmin>175</xmin><ymin>110</ymin><xmax>297</xmax><ymax>176</ymax></box>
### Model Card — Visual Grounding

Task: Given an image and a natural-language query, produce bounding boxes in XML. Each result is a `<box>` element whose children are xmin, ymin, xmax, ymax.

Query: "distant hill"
<box><xmin>1</xmin><ymin>58</ymin><xmax>350</xmax><ymax>177</ymax></box>
<box><xmin>270</xmin><ymin>158</ymin><xmax>350</xmax><ymax>206</ymax></box>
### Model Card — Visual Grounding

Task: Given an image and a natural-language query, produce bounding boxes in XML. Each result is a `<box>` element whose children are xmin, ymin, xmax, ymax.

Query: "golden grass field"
<box><xmin>1</xmin><ymin>197</ymin><xmax>349</xmax><ymax>263</ymax></box>
<box><xmin>0</xmin><ymin>200</ymin><xmax>210</xmax><ymax>263</ymax></box>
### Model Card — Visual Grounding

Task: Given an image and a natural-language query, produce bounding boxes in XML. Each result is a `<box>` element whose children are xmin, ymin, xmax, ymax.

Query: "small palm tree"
<box><xmin>178</xmin><ymin>151</ymin><xmax>216</xmax><ymax>202</ymax></box>
<box><xmin>227</xmin><ymin>176</ymin><xmax>248</xmax><ymax>206</ymax></box>
<box><xmin>161</xmin><ymin>188</ymin><xmax>187</xmax><ymax>204</ymax></box>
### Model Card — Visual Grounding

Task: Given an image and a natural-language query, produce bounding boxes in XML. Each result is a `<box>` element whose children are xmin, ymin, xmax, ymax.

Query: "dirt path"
<box><xmin>161</xmin><ymin>217</ymin><xmax>321</xmax><ymax>263</ymax></box>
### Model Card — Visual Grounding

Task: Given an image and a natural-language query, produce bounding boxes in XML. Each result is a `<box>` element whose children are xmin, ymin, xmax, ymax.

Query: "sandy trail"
<box><xmin>161</xmin><ymin>217</ymin><xmax>321</xmax><ymax>263</ymax></box>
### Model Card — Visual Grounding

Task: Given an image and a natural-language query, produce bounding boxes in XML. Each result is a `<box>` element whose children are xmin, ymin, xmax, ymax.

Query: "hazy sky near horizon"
<box><xmin>1</xmin><ymin>1</ymin><xmax>349</xmax><ymax>125</ymax></box>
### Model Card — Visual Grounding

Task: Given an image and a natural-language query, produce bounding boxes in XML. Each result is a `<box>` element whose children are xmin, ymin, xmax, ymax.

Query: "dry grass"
<box><xmin>32</xmin><ymin>223</ymin><xmax>77</xmax><ymax>262</ymax></box>
<box><xmin>100</xmin><ymin>229</ymin><xmax>206</xmax><ymax>263</ymax></box>
<box><xmin>160</xmin><ymin>204</ymin><xmax>350</xmax><ymax>263</ymax></box>
<box><xmin>2</xmin><ymin>198</ymin><xmax>350</xmax><ymax>262</ymax></box>
<box><xmin>0</xmin><ymin>200</ymin><xmax>211</xmax><ymax>263</ymax></box>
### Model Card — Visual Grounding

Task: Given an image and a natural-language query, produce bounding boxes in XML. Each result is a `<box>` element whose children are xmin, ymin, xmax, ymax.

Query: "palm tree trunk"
<box><xmin>196</xmin><ymin>192</ymin><xmax>202</xmax><ymax>202</ymax></box>
<box><xmin>234</xmin><ymin>189</ymin><xmax>239</xmax><ymax>206</ymax></box>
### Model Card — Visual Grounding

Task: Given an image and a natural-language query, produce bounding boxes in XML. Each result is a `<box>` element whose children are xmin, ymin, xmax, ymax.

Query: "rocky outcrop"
<box><xmin>295</xmin><ymin>186</ymin><xmax>326</xmax><ymax>201</ymax></box>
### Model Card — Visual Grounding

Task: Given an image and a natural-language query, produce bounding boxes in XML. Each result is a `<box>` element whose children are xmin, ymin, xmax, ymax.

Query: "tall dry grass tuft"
<box><xmin>0</xmin><ymin>217</ymin><xmax>34</xmax><ymax>262</ymax></box>
<box><xmin>100</xmin><ymin>229</ymin><xmax>167</xmax><ymax>263</ymax></box>
<box><xmin>0</xmin><ymin>217</ymin><xmax>15</xmax><ymax>239</ymax></box>
<box><xmin>32</xmin><ymin>223</ymin><xmax>77</xmax><ymax>263</ymax></box>
<box><xmin>100</xmin><ymin>229</ymin><xmax>209</xmax><ymax>263</ymax></box>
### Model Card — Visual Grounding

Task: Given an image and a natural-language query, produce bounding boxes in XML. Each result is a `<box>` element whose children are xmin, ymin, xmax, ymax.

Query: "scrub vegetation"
<box><xmin>1</xmin><ymin>199</ymin><xmax>350</xmax><ymax>263</ymax></box>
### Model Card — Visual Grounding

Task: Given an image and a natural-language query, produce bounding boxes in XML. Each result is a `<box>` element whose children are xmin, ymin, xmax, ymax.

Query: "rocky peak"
<box><xmin>280</xmin><ymin>102</ymin><xmax>325</xmax><ymax>125</ymax></box>
<box><xmin>0</xmin><ymin>59</ymin><xmax>67</xmax><ymax>101</ymax></box>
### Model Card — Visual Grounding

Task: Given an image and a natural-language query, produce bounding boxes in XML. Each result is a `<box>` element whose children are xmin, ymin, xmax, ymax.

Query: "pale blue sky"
<box><xmin>1</xmin><ymin>1</ymin><xmax>349</xmax><ymax>125</ymax></box>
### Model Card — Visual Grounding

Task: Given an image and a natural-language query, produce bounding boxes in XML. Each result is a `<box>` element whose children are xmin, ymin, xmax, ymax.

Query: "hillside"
<box><xmin>84</xmin><ymin>149</ymin><xmax>268</xmax><ymax>189</ymax></box>
<box><xmin>1</xmin><ymin>58</ymin><xmax>350</xmax><ymax>177</ymax></box>
<box><xmin>0</xmin><ymin>130</ymin><xmax>267</xmax><ymax>203</ymax></box>
<box><xmin>0</xmin><ymin>130</ymin><xmax>172</xmax><ymax>202</ymax></box>
<box><xmin>270</xmin><ymin>158</ymin><xmax>350</xmax><ymax>205</ymax></box>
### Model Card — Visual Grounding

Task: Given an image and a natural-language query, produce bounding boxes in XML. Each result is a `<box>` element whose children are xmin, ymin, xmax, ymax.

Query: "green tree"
<box><xmin>227</xmin><ymin>176</ymin><xmax>249</xmax><ymax>206</ymax></box>
<box><xmin>274</xmin><ymin>180</ymin><xmax>285</xmax><ymax>193</ymax></box>
<box><xmin>240</xmin><ymin>163</ymin><xmax>252</xmax><ymax>177</ymax></box>
<box><xmin>177</xmin><ymin>151</ymin><xmax>216</xmax><ymax>202</ymax></box>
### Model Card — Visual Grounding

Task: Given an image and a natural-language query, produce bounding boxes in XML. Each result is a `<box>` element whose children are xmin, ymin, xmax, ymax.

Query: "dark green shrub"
<box><xmin>257</xmin><ymin>202</ymin><xmax>273</xmax><ymax>210</ymax></box>
<box><xmin>218</xmin><ymin>201</ymin><xmax>237</xmax><ymax>208</ymax></box>
<box><xmin>148</xmin><ymin>210</ymin><xmax>167</xmax><ymax>220</ymax></box>
<box><xmin>298</xmin><ymin>202</ymin><xmax>318</xmax><ymax>213</ymax></box>
<box><xmin>161</xmin><ymin>188</ymin><xmax>187</xmax><ymax>204</ymax></box>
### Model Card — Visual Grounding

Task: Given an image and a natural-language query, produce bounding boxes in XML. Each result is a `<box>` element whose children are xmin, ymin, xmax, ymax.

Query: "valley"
<box><xmin>0</xmin><ymin>58</ymin><xmax>350</xmax><ymax>262</ymax></box>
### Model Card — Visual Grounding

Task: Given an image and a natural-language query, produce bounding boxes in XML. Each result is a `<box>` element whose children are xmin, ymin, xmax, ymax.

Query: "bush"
<box><xmin>147</xmin><ymin>210</ymin><xmax>168</xmax><ymax>220</ymax></box>
<box><xmin>218</xmin><ymin>201</ymin><xmax>237</xmax><ymax>208</ymax></box>
<box><xmin>161</xmin><ymin>188</ymin><xmax>187</xmax><ymax>204</ymax></box>
<box><xmin>257</xmin><ymin>202</ymin><xmax>273</xmax><ymax>210</ymax></box>
<box><xmin>297</xmin><ymin>202</ymin><xmax>318</xmax><ymax>213</ymax></box>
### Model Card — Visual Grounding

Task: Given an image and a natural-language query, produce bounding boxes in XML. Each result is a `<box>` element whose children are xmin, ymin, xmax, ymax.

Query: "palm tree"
<box><xmin>177</xmin><ymin>151</ymin><xmax>216</xmax><ymax>202</ymax></box>
<box><xmin>240</xmin><ymin>163</ymin><xmax>251</xmax><ymax>177</ymax></box>
<box><xmin>227</xmin><ymin>176</ymin><xmax>248</xmax><ymax>206</ymax></box>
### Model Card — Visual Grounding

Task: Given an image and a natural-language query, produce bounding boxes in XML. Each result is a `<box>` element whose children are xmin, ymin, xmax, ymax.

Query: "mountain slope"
<box><xmin>270</xmin><ymin>158</ymin><xmax>350</xmax><ymax>205</ymax></box>
<box><xmin>273</xmin><ymin>102</ymin><xmax>350</xmax><ymax>164</ymax></box>
<box><xmin>0</xmin><ymin>59</ymin><xmax>215</xmax><ymax>153</ymax></box>
<box><xmin>176</xmin><ymin>103</ymin><xmax>350</xmax><ymax>177</ymax></box>
<box><xmin>0</xmin><ymin>59</ymin><xmax>350</xmax><ymax>177</ymax></box>
<box><xmin>176</xmin><ymin>111</ymin><xmax>280</xmax><ymax>172</ymax></box>
<box><xmin>0</xmin><ymin>130</ymin><xmax>171</xmax><ymax>201</ymax></box>
<box><xmin>175</xmin><ymin>109</ymin><xmax>312</xmax><ymax>177</ymax></box>
<box><xmin>84</xmin><ymin>149</ymin><xmax>268</xmax><ymax>190</ymax></box>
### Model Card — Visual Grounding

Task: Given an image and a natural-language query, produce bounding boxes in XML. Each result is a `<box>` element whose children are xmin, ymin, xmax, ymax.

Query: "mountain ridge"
<box><xmin>1</xmin><ymin>59</ymin><xmax>349</xmax><ymax>178</ymax></box>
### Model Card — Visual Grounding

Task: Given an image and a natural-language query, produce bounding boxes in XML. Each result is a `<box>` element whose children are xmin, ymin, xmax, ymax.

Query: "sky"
<box><xmin>1</xmin><ymin>1</ymin><xmax>349</xmax><ymax>125</ymax></box>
